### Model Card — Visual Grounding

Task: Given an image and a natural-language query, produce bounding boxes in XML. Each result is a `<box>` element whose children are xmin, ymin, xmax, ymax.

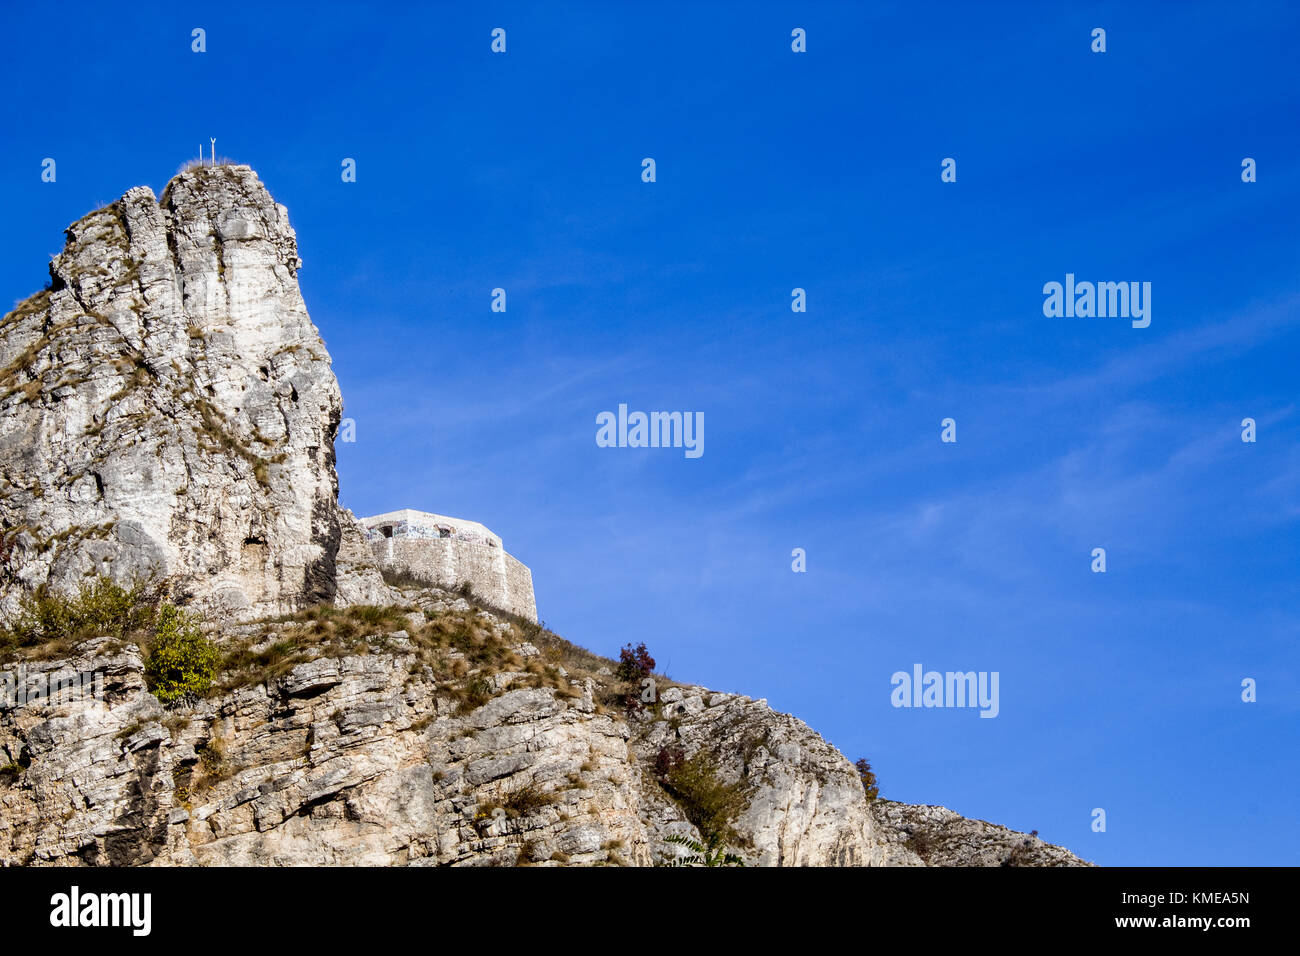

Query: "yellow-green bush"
<box><xmin>144</xmin><ymin>605</ymin><xmax>219</xmax><ymax>703</ymax></box>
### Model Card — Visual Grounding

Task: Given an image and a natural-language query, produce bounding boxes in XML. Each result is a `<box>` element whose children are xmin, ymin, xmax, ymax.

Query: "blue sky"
<box><xmin>2</xmin><ymin>2</ymin><xmax>1297</xmax><ymax>865</ymax></box>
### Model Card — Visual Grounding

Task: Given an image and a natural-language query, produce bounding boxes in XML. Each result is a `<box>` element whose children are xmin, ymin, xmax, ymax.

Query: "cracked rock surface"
<box><xmin>0</xmin><ymin>610</ymin><xmax>1091</xmax><ymax>867</ymax></box>
<box><xmin>0</xmin><ymin>165</ymin><xmax>341</xmax><ymax>620</ymax></box>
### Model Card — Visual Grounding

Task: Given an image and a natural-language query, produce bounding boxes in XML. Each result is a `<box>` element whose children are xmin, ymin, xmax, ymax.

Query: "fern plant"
<box><xmin>664</xmin><ymin>832</ymin><xmax>744</xmax><ymax>867</ymax></box>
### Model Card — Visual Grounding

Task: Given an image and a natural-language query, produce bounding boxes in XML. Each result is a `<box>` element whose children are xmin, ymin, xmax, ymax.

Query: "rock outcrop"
<box><xmin>0</xmin><ymin>622</ymin><xmax>646</xmax><ymax>866</ymax></box>
<box><xmin>0</xmin><ymin>588</ymin><xmax>1091</xmax><ymax>867</ymax></box>
<box><xmin>0</xmin><ymin>165</ymin><xmax>342</xmax><ymax>621</ymax></box>
<box><xmin>637</xmin><ymin>688</ymin><xmax>877</xmax><ymax>866</ymax></box>
<box><xmin>868</xmin><ymin>800</ymin><xmax>1089</xmax><ymax>867</ymax></box>
<box><xmin>333</xmin><ymin>509</ymin><xmax>398</xmax><ymax>609</ymax></box>
<box><xmin>0</xmin><ymin>168</ymin><xmax>1091</xmax><ymax>867</ymax></box>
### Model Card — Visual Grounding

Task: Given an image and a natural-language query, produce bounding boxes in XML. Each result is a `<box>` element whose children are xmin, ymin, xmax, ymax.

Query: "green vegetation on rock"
<box><xmin>143</xmin><ymin>604</ymin><xmax>220</xmax><ymax>704</ymax></box>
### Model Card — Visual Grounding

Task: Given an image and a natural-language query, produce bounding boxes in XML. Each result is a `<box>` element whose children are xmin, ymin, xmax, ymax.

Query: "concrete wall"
<box><xmin>367</xmin><ymin>536</ymin><xmax>538</xmax><ymax>623</ymax></box>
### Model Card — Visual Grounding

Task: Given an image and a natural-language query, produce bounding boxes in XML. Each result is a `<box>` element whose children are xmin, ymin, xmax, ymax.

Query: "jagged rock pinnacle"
<box><xmin>0</xmin><ymin>165</ymin><xmax>342</xmax><ymax>619</ymax></box>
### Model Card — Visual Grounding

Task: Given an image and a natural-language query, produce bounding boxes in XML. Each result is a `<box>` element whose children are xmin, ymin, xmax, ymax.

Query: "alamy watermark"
<box><xmin>49</xmin><ymin>886</ymin><xmax>151</xmax><ymax>936</ymax></box>
<box><xmin>596</xmin><ymin>404</ymin><xmax>703</xmax><ymax>458</ymax></box>
<box><xmin>1</xmin><ymin>665</ymin><xmax>104</xmax><ymax>710</ymax></box>
<box><xmin>1042</xmin><ymin>273</ymin><xmax>1151</xmax><ymax>328</ymax></box>
<box><xmin>891</xmin><ymin>664</ymin><xmax>999</xmax><ymax>718</ymax></box>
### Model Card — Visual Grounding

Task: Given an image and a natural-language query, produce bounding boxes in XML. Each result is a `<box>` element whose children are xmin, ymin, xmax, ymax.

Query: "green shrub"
<box><xmin>144</xmin><ymin>605</ymin><xmax>219</xmax><ymax>703</ymax></box>
<box><xmin>658</xmin><ymin>750</ymin><xmax>748</xmax><ymax>845</ymax></box>
<box><xmin>1</xmin><ymin>576</ymin><xmax>156</xmax><ymax>653</ymax></box>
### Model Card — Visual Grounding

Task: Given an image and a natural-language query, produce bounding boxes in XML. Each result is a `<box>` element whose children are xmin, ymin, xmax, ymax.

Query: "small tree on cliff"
<box><xmin>855</xmin><ymin>757</ymin><xmax>880</xmax><ymax>801</ymax></box>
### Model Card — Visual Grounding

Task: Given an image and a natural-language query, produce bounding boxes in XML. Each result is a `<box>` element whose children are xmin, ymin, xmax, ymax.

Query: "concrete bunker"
<box><xmin>357</xmin><ymin>509</ymin><xmax>537</xmax><ymax>622</ymax></box>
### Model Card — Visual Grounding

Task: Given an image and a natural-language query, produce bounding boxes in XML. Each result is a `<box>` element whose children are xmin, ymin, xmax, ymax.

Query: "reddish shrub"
<box><xmin>615</xmin><ymin>642</ymin><xmax>655</xmax><ymax>683</ymax></box>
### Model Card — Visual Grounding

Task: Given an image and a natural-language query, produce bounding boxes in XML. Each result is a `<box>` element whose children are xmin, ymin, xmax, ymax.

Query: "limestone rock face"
<box><xmin>868</xmin><ymin>800</ymin><xmax>1093</xmax><ymax>867</ymax></box>
<box><xmin>0</xmin><ymin>627</ymin><xmax>652</xmax><ymax>866</ymax></box>
<box><xmin>637</xmin><ymin>689</ymin><xmax>877</xmax><ymax>866</ymax></box>
<box><xmin>0</xmin><ymin>166</ymin><xmax>342</xmax><ymax>619</ymax></box>
<box><xmin>333</xmin><ymin>509</ymin><xmax>399</xmax><ymax>609</ymax></box>
<box><xmin>0</xmin><ymin>600</ymin><xmax>1093</xmax><ymax>867</ymax></box>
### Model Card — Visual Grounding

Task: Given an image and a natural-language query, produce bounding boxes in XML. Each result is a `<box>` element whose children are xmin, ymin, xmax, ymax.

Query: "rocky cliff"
<box><xmin>0</xmin><ymin>587</ymin><xmax>1089</xmax><ymax>867</ymax></box>
<box><xmin>0</xmin><ymin>168</ymin><xmax>1090</xmax><ymax>867</ymax></box>
<box><xmin>0</xmin><ymin>165</ymin><xmax>341</xmax><ymax>622</ymax></box>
